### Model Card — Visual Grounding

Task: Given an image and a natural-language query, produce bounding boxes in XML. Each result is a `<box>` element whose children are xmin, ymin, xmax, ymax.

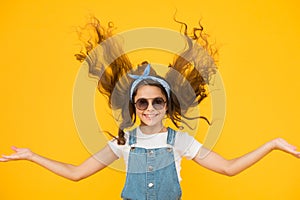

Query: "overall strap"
<box><xmin>166</xmin><ymin>127</ymin><xmax>176</xmax><ymax>146</ymax></box>
<box><xmin>128</xmin><ymin>128</ymin><xmax>137</xmax><ymax>145</ymax></box>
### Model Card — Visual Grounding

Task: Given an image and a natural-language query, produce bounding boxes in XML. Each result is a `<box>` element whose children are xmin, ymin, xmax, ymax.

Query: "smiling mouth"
<box><xmin>143</xmin><ymin>114</ymin><xmax>158</xmax><ymax>119</ymax></box>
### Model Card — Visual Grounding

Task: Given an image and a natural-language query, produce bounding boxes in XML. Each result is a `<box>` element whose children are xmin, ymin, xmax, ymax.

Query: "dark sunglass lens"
<box><xmin>152</xmin><ymin>98</ymin><xmax>165</xmax><ymax>110</ymax></box>
<box><xmin>136</xmin><ymin>98</ymin><xmax>148</xmax><ymax>110</ymax></box>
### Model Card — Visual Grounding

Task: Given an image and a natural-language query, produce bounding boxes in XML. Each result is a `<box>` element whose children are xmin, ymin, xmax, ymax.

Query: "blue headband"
<box><xmin>128</xmin><ymin>64</ymin><xmax>171</xmax><ymax>102</ymax></box>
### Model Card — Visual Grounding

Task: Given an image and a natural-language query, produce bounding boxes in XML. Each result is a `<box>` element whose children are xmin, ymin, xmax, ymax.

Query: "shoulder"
<box><xmin>174</xmin><ymin>130</ymin><xmax>197</xmax><ymax>141</ymax></box>
<box><xmin>173</xmin><ymin>130</ymin><xmax>202</xmax><ymax>159</ymax></box>
<box><xmin>172</xmin><ymin>129</ymin><xmax>201</xmax><ymax>148</ymax></box>
<box><xmin>108</xmin><ymin>131</ymin><xmax>130</xmax><ymax>158</ymax></box>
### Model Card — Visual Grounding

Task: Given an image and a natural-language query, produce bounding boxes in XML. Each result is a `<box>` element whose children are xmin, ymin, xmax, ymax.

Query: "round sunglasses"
<box><xmin>134</xmin><ymin>97</ymin><xmax>167</xmax><ymax>110</ymax></box>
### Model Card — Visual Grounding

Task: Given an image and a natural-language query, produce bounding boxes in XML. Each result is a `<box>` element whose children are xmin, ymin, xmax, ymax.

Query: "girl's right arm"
<box><xmin>0</xmin><ymin>145</ymin><xmax>118</xmax><ymax>181</ymax></box>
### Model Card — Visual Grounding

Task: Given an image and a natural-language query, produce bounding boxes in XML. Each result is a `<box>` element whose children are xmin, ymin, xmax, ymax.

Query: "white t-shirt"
<box><xmin>108</xmin><ymin>127</ymin><xmax>202</xmax><ymax>181</ymax></box>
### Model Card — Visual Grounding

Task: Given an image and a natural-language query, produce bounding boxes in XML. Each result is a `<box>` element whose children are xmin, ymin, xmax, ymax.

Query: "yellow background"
<box><xmin>0</xmin><ymin>0</ymin><xmax>300</xmax><ymax>199</ymax></box>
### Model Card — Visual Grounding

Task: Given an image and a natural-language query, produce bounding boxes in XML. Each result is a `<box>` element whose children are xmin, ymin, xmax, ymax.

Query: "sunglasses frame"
<box><xmin>134</xmin><ymin>97</ymin><xmax>167</xmax><ymax>111</ymax></box>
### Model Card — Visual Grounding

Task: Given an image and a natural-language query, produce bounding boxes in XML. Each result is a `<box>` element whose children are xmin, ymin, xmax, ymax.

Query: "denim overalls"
<box><xmin>121</xmin><ymin>127</ymin><xmax>182</xmax><ymax>200</ymax></box>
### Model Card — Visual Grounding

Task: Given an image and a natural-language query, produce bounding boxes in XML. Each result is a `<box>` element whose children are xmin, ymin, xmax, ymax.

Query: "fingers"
<box><xmin>0</xmin><ymin>146</ymin><xmax>22</xmax><ymax>162</ymax></box>
<box><xmin>290</xmin><ymin>149</ymin><xmax>300</xmax><ymax>158</ymax></box>
<box><xmin>1</xmin><ymin>154</ymin><xmax>18</xmax><ymax>160</ymax></box>
<box><xmin>289</xmin><ymin>151</ymin><xmax>300</xmax><ymax>158</ymax></box>
<box><xmin>0</xmin><ymin>156</ymin><xmax>8</xmax><ymax>162</ymax></box>
<box><xmin>272</xmin><ymin>138</ymin><xmax>300</xmax><ymax>158</ymax></box>
<box><xmin>284</xmin><ymin>145</ymin><xmax>300</xmax><ymax>158</ymax></box>
<box><xmin>0</xmin><ymin>154</ymin><xmax>14</xmax><ymax>162</ymax></box>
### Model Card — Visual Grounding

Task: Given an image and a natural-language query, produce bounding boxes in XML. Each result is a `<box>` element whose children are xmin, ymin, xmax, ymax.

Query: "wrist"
<box><xmin>265</xmin><ymin>140</ymin><xmax>276</xmax><ymax>152</ymax></box>
<box><xmin>28</xmin><ymin>151</ymin><xmax>37</xmax><ymax>162</ymax></box>
<box><xmin>268</xmin><ymin>139</ymin><xmax>278</xmax><ymax>151</ymax></box>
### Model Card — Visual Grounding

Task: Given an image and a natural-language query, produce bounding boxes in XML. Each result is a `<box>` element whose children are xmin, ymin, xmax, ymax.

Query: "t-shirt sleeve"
<box><xmin>108</xmin><ymin>139</ymin><xmax>123</xmax><ymax>158</ymax></box>
<box><xmin>175</xmin><ymin>132</ymin><xmax>202</xmax><ymax>160</ymax></box>
<box><xmin>107</xmin><ymin>131</ymin><xmax>130</xmax><ymax>158</ymax></box>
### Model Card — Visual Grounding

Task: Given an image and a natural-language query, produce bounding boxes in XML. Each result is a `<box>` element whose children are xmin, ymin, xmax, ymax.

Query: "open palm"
<box><xmin>0</xmin><ymin>146</ymin><xmax>33</xmax><ymax>162</ymax></box>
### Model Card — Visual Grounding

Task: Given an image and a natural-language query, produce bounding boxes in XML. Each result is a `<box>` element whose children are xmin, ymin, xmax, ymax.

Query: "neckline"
<box><xmin>137</xmin><ymin>126</ymin><xmax>168</xmax><ymax>137</ymax></box>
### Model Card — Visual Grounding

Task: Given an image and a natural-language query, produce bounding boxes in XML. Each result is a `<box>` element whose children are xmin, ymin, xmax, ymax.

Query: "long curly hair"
<box><xmin>75</xmin><ymin>16</ymin><xmax>218</xmax><ymax>145</ymax></box>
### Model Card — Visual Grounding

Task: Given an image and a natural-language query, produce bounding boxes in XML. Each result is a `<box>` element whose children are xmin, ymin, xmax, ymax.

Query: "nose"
<box><xmin>146</xmin><ymin>101</ymin><xmax>155</xmax><ymax>111</ymax></box>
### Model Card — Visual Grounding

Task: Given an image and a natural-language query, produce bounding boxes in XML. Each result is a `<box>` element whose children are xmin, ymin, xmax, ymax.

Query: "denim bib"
<box><xmin>121</xmin><ymin>127</ymin><xmax>182</xmax><ymax>200</ymax></box>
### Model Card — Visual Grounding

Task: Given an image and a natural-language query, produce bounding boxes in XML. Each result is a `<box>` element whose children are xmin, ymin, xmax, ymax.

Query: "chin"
<box><xmin>140</xmin><ymin>115</ymin><xmax>164</xmax><ymax>127</ymax></box>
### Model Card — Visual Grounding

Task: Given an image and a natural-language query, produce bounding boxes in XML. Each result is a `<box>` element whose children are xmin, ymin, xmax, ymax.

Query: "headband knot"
<box><xmin>129</xmin><ymin>64</ymin><xmax>171</xmax><ymax>101</ymax></box>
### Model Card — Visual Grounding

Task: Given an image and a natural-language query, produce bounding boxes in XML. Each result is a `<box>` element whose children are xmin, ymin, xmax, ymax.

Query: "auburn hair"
<box><xmin>75</xmin><ymin>16</ymin><xmax>218</xmax><ymax>145</ymax></box>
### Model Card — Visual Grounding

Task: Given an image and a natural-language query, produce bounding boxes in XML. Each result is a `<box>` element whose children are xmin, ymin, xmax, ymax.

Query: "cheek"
<box><xmin>157</xmin><ymin>108</ymin><xmax>167</xmax><ymax>117</ymax></box>
<box><xmin>135</xmin><ymin>108</ymin><xmax>167</xmax><ymax>117</ymax></box>
<box><xmin>135</xmin><ymin>110</ymin><xmax>143</xmax><ymax>117</ymax></box>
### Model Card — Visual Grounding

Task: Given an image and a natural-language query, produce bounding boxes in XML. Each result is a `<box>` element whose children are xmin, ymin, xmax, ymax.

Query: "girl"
<box><xmin>1</xmin><ymin>18</ymin><xmax>299</xmax><ymax>200</ymax></box>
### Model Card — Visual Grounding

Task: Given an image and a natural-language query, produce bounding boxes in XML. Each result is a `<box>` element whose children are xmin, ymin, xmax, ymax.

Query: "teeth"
<box><xmin>144</xmin><ymin>114</ymin><xmax>156</xmax><ymax>118</ymax></box>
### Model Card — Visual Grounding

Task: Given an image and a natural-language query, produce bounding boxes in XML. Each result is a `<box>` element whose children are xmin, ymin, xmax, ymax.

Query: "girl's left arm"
<box><xmin>193</xmin><ymin>138</ymin><xmax>300</xmax><ymax>176</ymax></box>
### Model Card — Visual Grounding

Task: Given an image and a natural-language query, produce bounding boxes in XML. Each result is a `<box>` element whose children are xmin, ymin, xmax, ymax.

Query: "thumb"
<box><xmin>11</xmin><ymin>146</ymin><xmax>18</xmax><ymax>152</ymax></box>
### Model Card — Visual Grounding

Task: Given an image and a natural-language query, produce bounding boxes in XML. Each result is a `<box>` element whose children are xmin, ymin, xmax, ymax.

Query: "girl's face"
<box><xmin>134</xmin><ymin>85</ymin><xmax>167</xmax><ymax>128</ymax></box>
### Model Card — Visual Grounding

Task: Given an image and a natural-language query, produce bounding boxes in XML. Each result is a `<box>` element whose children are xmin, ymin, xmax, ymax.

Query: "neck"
<box><xmin>139</xmin><ymin>123</ymin><xmax>166</xmax><ymax>134</ymax></box>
